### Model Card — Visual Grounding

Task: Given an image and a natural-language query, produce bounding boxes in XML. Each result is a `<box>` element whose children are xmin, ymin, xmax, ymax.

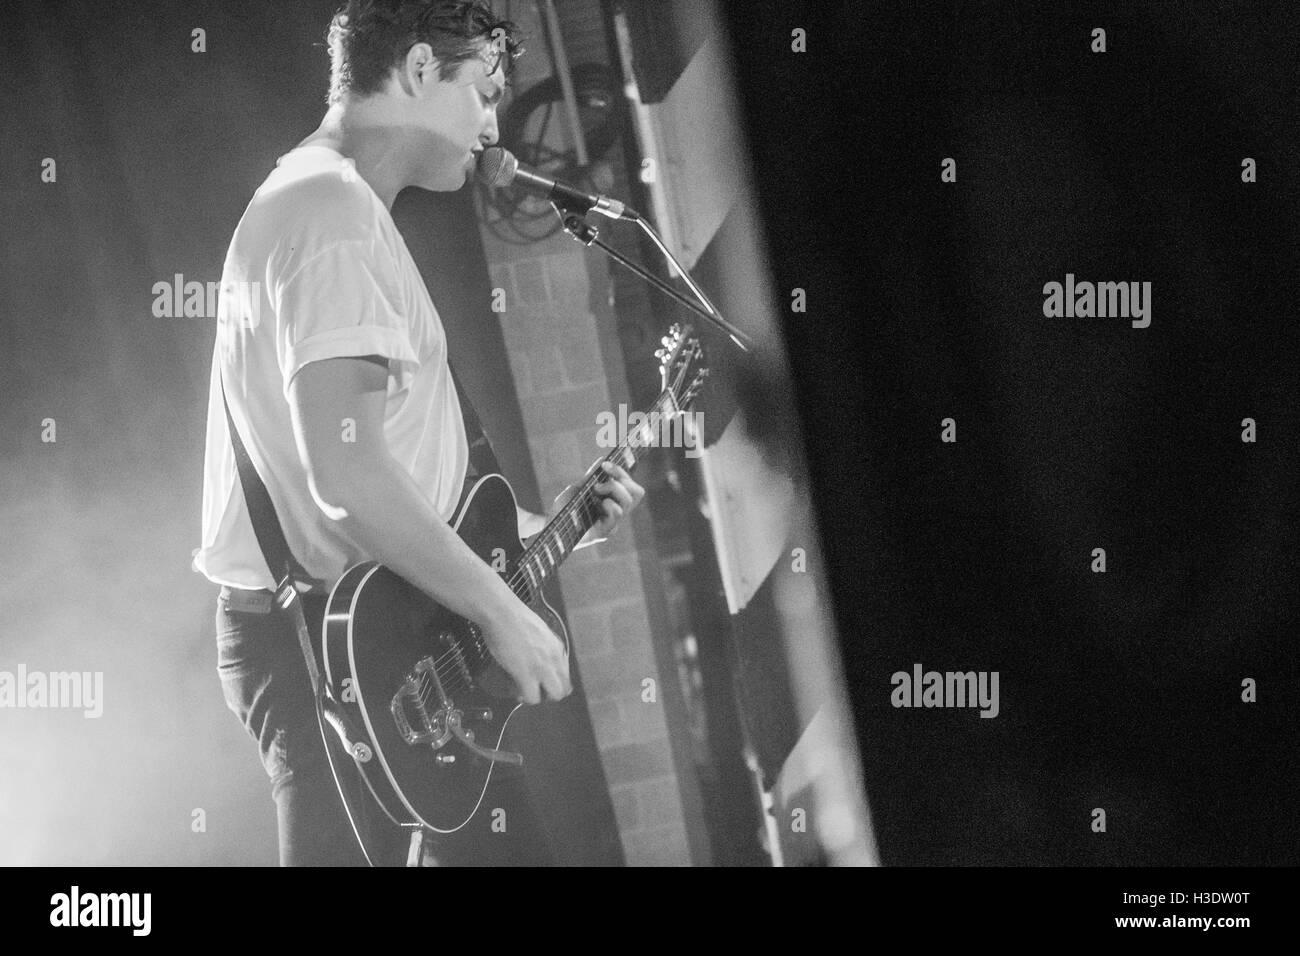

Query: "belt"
<box><xmin>219</xmin><ymin>584</ymin><xmax>328</xmax><ymax>615</ymax></box>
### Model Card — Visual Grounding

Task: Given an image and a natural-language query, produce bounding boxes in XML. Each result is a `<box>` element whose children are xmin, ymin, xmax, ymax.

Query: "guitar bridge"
<box><xmin>389</xmin><ymin>648</ymin><xmax>524</xmax><ymax>767</ymax></box>
<box><xmin>391</xmin><ymin>655</ymin><xmax>453</xmax><ymax>748</ymax></box>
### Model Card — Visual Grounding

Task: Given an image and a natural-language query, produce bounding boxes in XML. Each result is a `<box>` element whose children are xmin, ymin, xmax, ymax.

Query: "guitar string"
<box><xmin>399</xmin><ymin>366</ymin><xmax>694</xmax><ymax>712</ymax></box>
<box><xmin>415</xmin><ymin>453</ymin><xmax>623</xmax><ymax>700</ymax></box>
<box><xmin>410</xmin><ymin>394</ymin><xmax>681</xmax><ymax>704</ymax></box>
<box><xmin>412</xmin><ymin>394</ymin><xmax>678</xmax><ymax>700</ymax></box>
<box><xmin>409</xmin><ymin>482</ymin><xmax>594</xmax><ymax>693</ymax></box>
<box><xmin>507</xmin><ymin>386</ymin><xmax>681</xmax><ymax>591</ymax></box>
<box><xmin>504</xmin><ymin>365</ymin><xmax>691</xmax><ymax>591</ymax></box>
<box><xmin>399</xmin><ymin>476</ymin><xmax>601</xmax><ymax>703</ymax></box>
<box><xmin>403</xmin><ymin>473</ymin><xmax>611</xmax><ymax>709</ymax></box>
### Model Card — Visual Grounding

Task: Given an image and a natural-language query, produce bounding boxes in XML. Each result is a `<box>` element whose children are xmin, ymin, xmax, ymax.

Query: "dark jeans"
<box><xmin>215</xmin><ymin>586</ymin><xmax>555</xmax><ymax>866</ymax></box>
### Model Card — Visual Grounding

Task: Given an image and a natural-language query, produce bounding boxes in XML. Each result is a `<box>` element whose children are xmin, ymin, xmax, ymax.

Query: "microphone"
<box><xmin>477</xmin><ymin>146</ymin><xmax>637</xmax><ymax>221</ymax></box>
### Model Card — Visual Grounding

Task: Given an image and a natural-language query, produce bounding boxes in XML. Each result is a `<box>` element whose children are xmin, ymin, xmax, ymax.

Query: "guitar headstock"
<box><xmin>654</xmin><ymin>323</ymin><xmax>709</xmax><ymax>413</ymax></box>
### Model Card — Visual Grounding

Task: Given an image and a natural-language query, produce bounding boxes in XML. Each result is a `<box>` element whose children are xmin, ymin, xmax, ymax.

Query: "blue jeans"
<box><xmin>215</xmin><ymin>587</ymin><xmax>554</xmax><ymax>866</ymax></box>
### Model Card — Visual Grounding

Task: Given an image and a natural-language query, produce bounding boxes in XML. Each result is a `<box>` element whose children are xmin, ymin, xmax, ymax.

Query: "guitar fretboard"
<box><xmin>507</xmin><ymin>389</ymin><xmax>680</xmax><ymax>604</ymax></box>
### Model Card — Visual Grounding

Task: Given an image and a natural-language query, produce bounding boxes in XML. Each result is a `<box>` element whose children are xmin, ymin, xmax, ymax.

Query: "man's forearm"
<box><xmin>322</xmin><ymin>456</ymin><xmax>521</xmax><ymax>628</ymax></box>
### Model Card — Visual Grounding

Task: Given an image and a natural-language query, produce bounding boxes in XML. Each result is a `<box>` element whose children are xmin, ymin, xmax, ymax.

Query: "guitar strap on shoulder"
<box><xmin>447</xmin><ymin>361</ymin><xmax>502</xmax><ymax>482</ymax></box>
<box><xmin>219</xmin><ymin>375</ymin><xmax>325</xmax><ymax>595</ymax></box>
<box><xmin>220</xmin><ymin>359</ymin><xmax>495</xmax><ymax>591</ymax></box>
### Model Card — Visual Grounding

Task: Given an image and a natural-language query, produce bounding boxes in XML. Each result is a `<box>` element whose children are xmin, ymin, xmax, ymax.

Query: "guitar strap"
<box><xmin>448</xmin><ymin>362</ymin><xmax>503</xmax><ymax>482</ymax></box>
<box><xmin>219</xmin><ymin>359</ymin><xmax>496</xmax><ymax>591</ymax></box>
<box><xmin>219</xmin><ymin>367</ymin><xmax>383</xmax><ymax>861</ymax></box>
<box><xmin>219</xmin><ymin>357</ymin><xmax>497</xmax><ymax>865</ymax></box>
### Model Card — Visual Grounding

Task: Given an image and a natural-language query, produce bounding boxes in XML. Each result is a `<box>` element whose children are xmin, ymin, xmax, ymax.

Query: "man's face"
<box><xmin>409</xmin><ymin>43</ymin><xmax>504</xmax><ymax>191</ymax></box>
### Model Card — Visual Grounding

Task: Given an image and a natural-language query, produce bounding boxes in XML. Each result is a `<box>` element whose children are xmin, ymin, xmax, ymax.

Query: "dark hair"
<box><xmin>326</xmin><ymin>0</ymin><xmax>523</xmax><ymax>105</ymax></box>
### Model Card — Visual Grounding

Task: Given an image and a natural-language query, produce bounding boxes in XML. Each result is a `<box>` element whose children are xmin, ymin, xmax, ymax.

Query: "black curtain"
<box><xmin>721</xmin><ymin>0</ymin><xmax>1300</xmax><ymax>864</ymax></box>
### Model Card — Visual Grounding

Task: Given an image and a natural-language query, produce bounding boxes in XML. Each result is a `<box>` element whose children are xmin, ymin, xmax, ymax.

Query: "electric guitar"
<box><xmin>321</xmin><ymin>324</ymin><xmax>708</xmax><ymax>834</ymax></box>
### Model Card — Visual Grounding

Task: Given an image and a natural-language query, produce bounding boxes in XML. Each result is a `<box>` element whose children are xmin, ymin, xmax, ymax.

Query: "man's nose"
<box><xmin>480</xmin><ymin>112</ymin><xmax>499</xmax><ymax>148</ymax></box>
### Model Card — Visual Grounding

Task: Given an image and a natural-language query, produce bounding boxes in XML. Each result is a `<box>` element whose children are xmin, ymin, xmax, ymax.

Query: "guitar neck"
<box><xmin>507</xmin><ymin>389</ymin><xmax>679</xmax><ymax>602</ymax></box>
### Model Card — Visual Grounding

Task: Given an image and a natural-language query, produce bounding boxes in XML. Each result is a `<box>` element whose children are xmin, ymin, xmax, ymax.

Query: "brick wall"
<box><xmin>475</xmin><ymin>0</ymin><xmax>708</xmax><ymax>865</ymax></box>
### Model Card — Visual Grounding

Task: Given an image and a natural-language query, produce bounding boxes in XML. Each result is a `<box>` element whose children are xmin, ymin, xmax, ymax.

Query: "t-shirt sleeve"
<box><xmin>273</xmin><ymin>238</ymin><xmax>418</xmax><ymax>400</ymax></box>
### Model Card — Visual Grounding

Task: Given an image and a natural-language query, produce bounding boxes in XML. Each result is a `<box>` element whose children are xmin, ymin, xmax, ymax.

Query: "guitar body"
<box><xmin>321</xmin><ymin>473</ymin><xmax>569</xmax><ymax>834</ymax></box>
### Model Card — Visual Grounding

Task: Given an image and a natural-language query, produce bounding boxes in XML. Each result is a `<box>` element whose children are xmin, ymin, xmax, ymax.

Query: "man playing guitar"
<box><xmin>193</xmin><ymin>0</ymin><xmax>644</xmax><ymax>865</ymax></box>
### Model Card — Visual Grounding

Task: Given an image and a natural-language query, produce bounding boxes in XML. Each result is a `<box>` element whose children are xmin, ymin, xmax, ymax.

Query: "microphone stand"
<box><xmin>550</xmin><ymin>201</ymin><xmax>754</xmax><ymax>353</ymax></box>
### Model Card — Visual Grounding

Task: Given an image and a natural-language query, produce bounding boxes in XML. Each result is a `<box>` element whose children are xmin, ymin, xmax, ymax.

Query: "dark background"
<box><xmin>721</xmin><ymin>0</ymin><xmax>1300</xmax><ymax>864</ymax></box>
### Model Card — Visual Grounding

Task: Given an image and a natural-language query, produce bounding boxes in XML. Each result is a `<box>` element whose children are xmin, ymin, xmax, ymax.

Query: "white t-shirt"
<box><xmin>193</xmin><ymin>145</ymin><xmax>470</xmax><ymax>591</ymax></box>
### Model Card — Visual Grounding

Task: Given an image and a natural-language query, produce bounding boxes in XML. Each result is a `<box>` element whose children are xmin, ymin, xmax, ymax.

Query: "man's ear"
<box><xmin>398</xmin><ymin>42</ymin><xmax>439</xmax><ymax>96</ymax></box>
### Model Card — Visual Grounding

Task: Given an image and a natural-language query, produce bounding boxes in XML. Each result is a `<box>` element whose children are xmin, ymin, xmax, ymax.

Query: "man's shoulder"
<box><xmin>245</xmin><ymin>150</ymin><xmax>384</xmax><ymax>250</ymax></box>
